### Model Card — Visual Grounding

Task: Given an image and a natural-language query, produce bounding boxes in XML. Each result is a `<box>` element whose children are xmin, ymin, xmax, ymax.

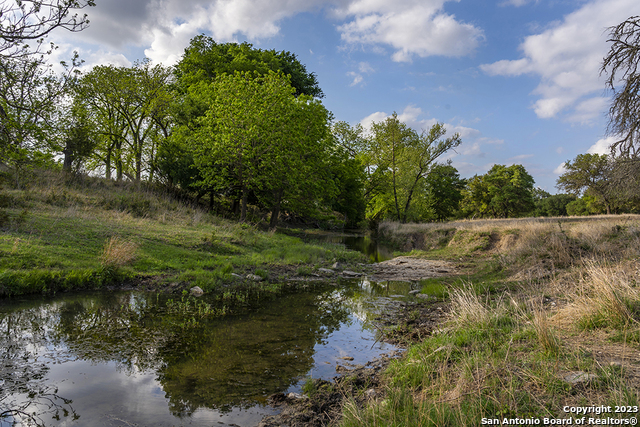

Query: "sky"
<box><xmin>45</xmin><ymin>0</ymin><xmax>638</xmax><ymax>192</ymax></box>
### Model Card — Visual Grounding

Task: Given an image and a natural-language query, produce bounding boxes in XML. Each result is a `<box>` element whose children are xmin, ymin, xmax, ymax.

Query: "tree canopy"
<box><xmin>462</xmin><ymin>164</ymin><xmax>535</xmax><ymax>218</ymax></box>
<box><xmin>556</xmin><ymin>153</ymin><xmax>613</xmax><ymax>214</ymax></box>
<box><xmin>363</xmin><ymin>113</ymin><xmax>462</xmax><ymax>223</ymax></box>
<box><xmin>190</xmin><ymin>71</ymin><xmax>333</xmax><ymax>225</ymax></box>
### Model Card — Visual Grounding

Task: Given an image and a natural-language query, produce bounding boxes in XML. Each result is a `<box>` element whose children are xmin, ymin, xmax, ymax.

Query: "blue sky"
<box><xmin>48</xmin><ymin>0</ymin><xmax>638</xmax><ymax>192</ymax></box>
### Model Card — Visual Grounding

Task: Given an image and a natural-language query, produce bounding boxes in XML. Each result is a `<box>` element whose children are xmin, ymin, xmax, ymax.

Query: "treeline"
<box><xmin>1</xmin><ymin>33</ymin><xmax>466</xmax><ymax>227</ymax></box>
<box><xmin>3</xmin><ymin>15</ymin><xmax>640</xmax><ymax>227</ymax></box>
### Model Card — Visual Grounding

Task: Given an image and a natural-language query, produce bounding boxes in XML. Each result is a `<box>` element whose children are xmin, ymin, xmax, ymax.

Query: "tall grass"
<box><xmin>100</xmin><ymin>236</ymin><xmax>138</xmax><ymax>269</ymax></box>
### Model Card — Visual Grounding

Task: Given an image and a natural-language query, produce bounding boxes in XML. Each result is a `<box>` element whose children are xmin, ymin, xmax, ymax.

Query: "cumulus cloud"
<box><xmin>553</xmin><ymin>162</ymin><xmax>567</xmax><ymax>175</ymax></box>
<box><xmin>480</xmin><ymin>0</ymin><xmax>635</xmax><ymax>122</ymax></box>
<box><xmin>59</xmin><ymin>0</ymin><xmax>329</xmax><ymax>65</ymax></box>
<box><xmin>587</xmin><ymin>136</ymin><xmax>616</xmax><ymax>155</ymax></box>
<box><xmin>335</xmin><ymin>0</ymin><xmax>484</xmax><ymax>62</ymax></box>
<box><xmin>55</xmin><ymin>0</ymin><xmax>485</xmax><ymax>67</ymax></box>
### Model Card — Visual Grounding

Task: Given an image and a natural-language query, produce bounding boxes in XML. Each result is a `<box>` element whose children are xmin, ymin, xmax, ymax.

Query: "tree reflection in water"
<box><xmin>1</xmin><ymin>285</ymin><xmax>353</xmax><ymax>422</ymax></box>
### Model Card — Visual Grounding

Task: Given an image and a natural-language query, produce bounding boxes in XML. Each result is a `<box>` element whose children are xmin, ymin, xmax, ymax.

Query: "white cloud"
<box><xmin>347</xmin><ymin>61</ymin><xmax>375</xmax><ymax>86</ymax></box>
<box><xmin>480</xmin><ymin>0</ymin><xmax>636</xmax><ymax>122</ymax></box>
<box><xmin>587</xmin><ymin>136</ymin><xmax>616</xmax><ymax>155</ymax></box>
<box><xmin>55</xmin><ymin>0</ymin><xmax>483</xmax><ymax>67</ymax></box>
<box><xmin>359</xmin><ymin>111</ymin><xmax>389</xmax><ymax>132</ymax></box>
<box><xmin>347</xmin><ymin>71</ymin><xmax>364</xmax><ymax>86</ymax></box>
<box><xmin>553</xmin><ymin>162</ymin><xmax>567</xmax><ymax>175</ymax></box>
<box><xmin>335</xmin><ymin>0</ymin><xmax>484</xmax><ymax>62</ymax></box>
<box><xmin>59</xmin><ymin>0</ymin><xmax>329</xmax><ymax>65</ymax></box>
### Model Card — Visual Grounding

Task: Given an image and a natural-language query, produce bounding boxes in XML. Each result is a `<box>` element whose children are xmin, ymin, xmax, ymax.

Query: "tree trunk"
<box><xmin>105</xmin><ymin>149</ymin><xmax>112</xmax><ymax>180</ymax></box>
<box><xmin>240</xmin><ymin>187</ymin><xmax>248</xmax><ymax>222</ymax></box>
<box><xmin>62</xmin><ymin>144</ymin><xmax>73</xmax><ymax>172</ymax></box>
<box><xmin>269</xmin><ymin>188</ymin><xmax>283</xmax><ymax>229</ymax></box>
<box><xmin>115</xmin><ymin>140</ymin><xmax>123</xmax><ymax>182</ymax></box>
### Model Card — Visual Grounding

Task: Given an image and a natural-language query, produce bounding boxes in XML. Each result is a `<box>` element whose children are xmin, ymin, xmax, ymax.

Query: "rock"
<box><xmin>189</xmin><ymin>286</ymin><xmax>204</xmax><ymax>296</ymax></box>
<box><xmin>318</xmin><ymin>268</ymin><xmax>335</xmax><ymax>274</ymax></box>
<box><xmin>246</xmin><ymin>274</ymin><xmax>264</xmax><ymax>281</ymax></box>
<box><xmin>287</xmin><ymin>392</ymin><xmax>307</xmax><ymax>400</ymax></box>
<box><xmin>415</xmin><ymin>294</ymin><xmax>431</xmax><ymax>299</ymax></box>
<box><xmin>562</xmin><ymin>371</ymin><xmax>598</xmax><ymax>385</ymax></box>
<box><xmin>341</xmin><ymin>270</ymin><xmax>363</xmax><ymax>277</ymax></box>
<box><xmin>338</xmin><ymin>356</ymin><xmax>354</xmax><ymax>361</ymax></box>
<box><xmin>409</xmin><ymin>290</ymin><xmax>421</xmax><ymax>295</ymax></box>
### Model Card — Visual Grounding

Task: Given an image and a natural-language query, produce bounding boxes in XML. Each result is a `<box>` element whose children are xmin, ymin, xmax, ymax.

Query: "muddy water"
<box><xmin>0</xmin><ymin>281</ymin><xmax>411</xmax><ymax>427</ymax></box>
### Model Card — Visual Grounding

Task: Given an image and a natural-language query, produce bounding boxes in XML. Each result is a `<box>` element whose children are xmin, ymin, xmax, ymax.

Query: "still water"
<box><xmin>311</xmin><ymin>233</ymin><xmax>395</xmax><ymax>263</ymax></box>
<box><xmin>0</xmin><ymin>280</ymin><xmax>413</xmax><ymax>427</ymax></box>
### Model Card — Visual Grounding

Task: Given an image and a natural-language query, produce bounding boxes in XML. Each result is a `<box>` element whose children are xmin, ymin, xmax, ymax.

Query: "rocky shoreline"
<box><xmin>256</xmin><ymin>290</ymin><xmax>450</xmax><ymax>427</ymax></box>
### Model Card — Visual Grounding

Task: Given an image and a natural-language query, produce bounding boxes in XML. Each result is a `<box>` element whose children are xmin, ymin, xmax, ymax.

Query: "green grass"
<box><xmin>341</xmin><ymin>289</ymin><xmax>639</xmax><ymax>427</ymax></box>
<box><xmin>0</xmin><ymin>170</ymin><xmax>366</xmax><ymax>296</ymax></box>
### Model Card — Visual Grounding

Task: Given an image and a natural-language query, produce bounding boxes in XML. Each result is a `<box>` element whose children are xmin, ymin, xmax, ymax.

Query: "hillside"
<box><xmin>0</xmin><ymin>169</ymin><xmax>365</xmax><ymax>298</ymax></box>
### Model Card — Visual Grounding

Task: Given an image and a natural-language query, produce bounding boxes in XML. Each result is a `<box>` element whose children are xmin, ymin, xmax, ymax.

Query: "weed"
<box><xmin>100</xmin><ymin>236</ymin><xmax>138</xmax><ymax>270</ymax></box>
<box><xmin>448</xmin><ymin>284</ymin><xmax>490</xmax><ymax>328</ymax></box>
<box><xmin>532</xmin><ymin>310</ymin><xmax>561</xmax><ymax>356</ymax></box>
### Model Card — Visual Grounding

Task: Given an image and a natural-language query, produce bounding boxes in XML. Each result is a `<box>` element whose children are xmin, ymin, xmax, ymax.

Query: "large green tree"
<box><xmin>461</xmin><ymin>164</ymin><xmax>535</xmax><ymax>218</ymax></box>
<box><xmin>366</xmin><ymin>113</ymin><xmax>462</xmax><ymax>223</ymax></box>
<box><xmin>191</xmin><ymin>71</ymin><xmax>333</xmax><ymax>225</ymax></box>
<box><xmin>556</xmin><ymin>153</ymin><xmax>614</xmax><ymax>214</ymax></box>
<box><xmin>75</xmin><ymin>61</ymin><xmax>173</xmax><ymax>182</ymax></box>
<box><xmin>424</xmin><ymin>161</ymin><xmax>466</xmax><ymax>221</ymax></box>
<box><xmin>157</xmin><ymin>35</ymin><xmax>324</xmax><ymax>211</ymax></box>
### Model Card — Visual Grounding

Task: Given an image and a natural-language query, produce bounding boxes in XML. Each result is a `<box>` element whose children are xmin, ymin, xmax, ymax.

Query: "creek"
<box><xmin>0</xmin><ymin>277</ymin><xmax>418</xmax><ymax>427</ymax></box>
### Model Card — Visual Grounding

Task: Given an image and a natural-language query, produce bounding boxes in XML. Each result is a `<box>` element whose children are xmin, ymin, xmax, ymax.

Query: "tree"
<box><xmin>59</xmin><ymin>101</ymin><xmax>95</xmax><ymax>173</ymax></box>
<box><xmin>556</xmin><ymin>153</ymin><xmax>614</xmax><ymax>214</ymax></box>
<box><xmin>75</xmin><ymin>61</ymin><xmax>173</xmax><ymax>182</ymax></box>
<box><xmin>365</xmin><ymin>113</ymin><xmax>462</xmax><ymax>223</ymax></box>
<box><xmin>461</xmin><ymin>164</ymin><xmax>535</xmax><ymax>218</ymax></box>
<box><xmin>601</xmin><ymin>16</ymin><xmax>640</xmax><ymax>157</ymax></box>
<box><xmin>157</xmin><ymin>35</ymin><xmax>324</xmax><ymax>212</ymax></box>
<box><xmin>174</xmin><ymin>35</ymin><xmax>322</xmax><ymax>98</ymax></box>
<box><xmin>191</xmin><ymin>71</ymin><xmax>332</xmax><ymax>225</ymax></box>
<box><xmin>424</xmin><ymin>161</ymin><xmax>466</xmax><ymax>221</ymax></box>
<box><xmin>534</xmin><ymin>193</ymin><xmax>577</xmax><ymax>217</ymax></box>
<box><xmin>0</xmin><ymin>0</ymin><xmax>95</xmax><ymax>159</ymax></box>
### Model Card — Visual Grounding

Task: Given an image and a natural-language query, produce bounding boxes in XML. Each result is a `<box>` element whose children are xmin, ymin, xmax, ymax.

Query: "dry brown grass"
<box><xmin>448</xmin><ymin>284</ymin><xmax>491</xmax><ymax>328</ymax></box>
<box><xmin>551</xmin><ymin>261</ymin><xmax>640</xmax><ymax>331</ymax></box>
<box><xmin>532</xmin><ymin>310</ymin><xmax>561</xmax><ymax>355</ymax></box>
<box><xmin>100</xmin><ymin>236</ymin><xmax>138</xmax><ymax>269</ymax></box>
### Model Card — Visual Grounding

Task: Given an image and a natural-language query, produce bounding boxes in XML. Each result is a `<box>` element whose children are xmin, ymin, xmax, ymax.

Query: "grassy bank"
<box><xmin>342</xmin><ymin>217</ymin><xmax>640</xmax><ymax>426</ymax></box>
<box><xmin>0</xmin><ymin>169</ymin><xmax>365</xmax><ymax>297</ymax></box>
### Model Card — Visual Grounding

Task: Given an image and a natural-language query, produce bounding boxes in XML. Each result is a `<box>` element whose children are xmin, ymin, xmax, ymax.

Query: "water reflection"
<box><xmin>308</xmin><ymin>233</ymin><xmax>395</xmax><ymax>262</ymax></box>
<box><xmin>0</xmin><ymin>283</ymin><xmax>401</xmax><ymax>426</ymax></box>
